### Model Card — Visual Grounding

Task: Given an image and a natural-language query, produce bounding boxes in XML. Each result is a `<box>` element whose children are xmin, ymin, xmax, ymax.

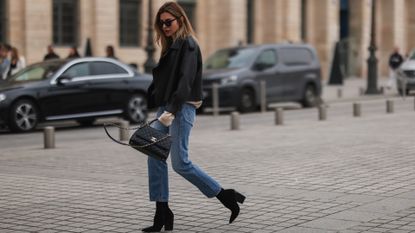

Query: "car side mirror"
<box><xmin>56</xmin><ymin>75</ymin><xmax>72</xmax><ymax>85</ymax></box>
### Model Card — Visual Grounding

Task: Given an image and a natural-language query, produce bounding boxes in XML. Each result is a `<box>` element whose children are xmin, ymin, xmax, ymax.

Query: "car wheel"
<box><xmin>301</xmin><ymin>84</ymin><xmax>318</xmax><ymax>108</ymax></box>
<box><xmin>9</xmin><ymin>99</ymin><xmax>39</xmax><ymax>132</ymax></box>
<box><xmin>125</xmin><ymin>94</ymin><xmax>147</xmax><ymax>124</ymax></box>
<box><xmin>76</xmin><ymin>118</ymin><xmax>95</xmax><ymax>127</ymax></box>
<box><xmin>238</xmin><ymin>88</ymin><xmax>256</xmax><ymax>113</ymax></box>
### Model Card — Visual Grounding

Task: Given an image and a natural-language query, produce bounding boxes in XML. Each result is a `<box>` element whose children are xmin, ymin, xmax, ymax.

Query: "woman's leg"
<box><xmin>147</xmin><ymin>107</ymin><xmax>170</xmax><ymax>202</ymax></box>
<box><xmin>169</xmin><ymin>104</ymin><xmax>222</xmax><ymax>198</ymax></box>
<box><xmin>144</xmin><ymin>107</ymin><xmax>175</xmax><ymax>232</ymax></box>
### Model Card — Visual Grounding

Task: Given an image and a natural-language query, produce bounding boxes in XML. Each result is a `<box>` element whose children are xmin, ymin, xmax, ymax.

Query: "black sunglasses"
<box><xmin>159</xmin><ymin>18</ymin><xmax>176</xmax><ymax>27</ymax></box>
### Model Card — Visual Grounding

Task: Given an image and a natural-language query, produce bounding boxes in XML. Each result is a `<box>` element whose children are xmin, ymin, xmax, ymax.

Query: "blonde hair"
<box><xmin>154</xmin><ymin>1</ymin><xmax>196</xmax><ymax>56</ymax></box>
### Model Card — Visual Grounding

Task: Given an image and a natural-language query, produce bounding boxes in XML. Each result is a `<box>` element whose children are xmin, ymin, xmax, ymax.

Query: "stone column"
<box><xmin>378</xmin><ymin>0</ymin><xmax>406</xmax><ymax>77</ymax></box>
<box><xmin>349</xmin><ymin>0</ymin><xmax>371</xmax><ymax>78</ymax></box>
<box><xmin>257</xmin><ymin>0</ymin><xmax>278</xmax><ymax>43</ymax></box>
<box><xmin>79</xmin><ymin>0</ymin><xmax>96</xmax><ymax>56</ymax></box>
<box><xmin>24</xmin><ymin>0</ymin><xmax>52</xmax><ymax>64</ymax></box>
<box><xmin>308</xmin><ymin>0</ymin><xmax>339</xmax><ymax>80</ymax></box>
<box><xmin>197</xmin><ymin>0</ymin><xmax>246</xmax><ymax>57</ymax></box>
<box><xmin>8</xmin><ymin>0</ymin><xmax>26</xmax><ymax>57</ymax></box>
<box><xmin>94</xmin><ymin>0</ymin><xmax>117</xmax><ymax>57</ymax></box>
<box><xmin>407</xmin><ymin>0</ymin><xmax>415</xmax><ymax>52</ymax></box>
<box><xmin>281</xmin><ymin>0</ymin><xmax>301</xmax><ymax>43</ymax></box>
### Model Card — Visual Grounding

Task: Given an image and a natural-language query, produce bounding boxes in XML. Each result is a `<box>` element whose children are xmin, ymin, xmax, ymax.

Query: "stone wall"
<box><xmin>3</xmin><ymin>0</ymin><xmax>415</xmax><ymax>78</ymax></box>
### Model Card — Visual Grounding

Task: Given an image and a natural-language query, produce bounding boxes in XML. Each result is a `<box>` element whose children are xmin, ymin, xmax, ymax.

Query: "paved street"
<box><xmin>1</xmin><ymin>79</ymin><xmax>415</xmax><ymax>232</ymax></box>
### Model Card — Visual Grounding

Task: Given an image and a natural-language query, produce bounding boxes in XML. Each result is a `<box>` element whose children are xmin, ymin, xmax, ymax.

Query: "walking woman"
<box><xmin>143</xmin><ymin>2</ymin><xmax>245</xmax><ymax>232</ymax></box>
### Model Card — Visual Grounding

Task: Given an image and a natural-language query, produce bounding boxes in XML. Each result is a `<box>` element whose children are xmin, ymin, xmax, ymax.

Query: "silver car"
<box><xmin>397</xmin><ymin>51</ymin><xmax>415</xmax><ymax>96</ymax></box>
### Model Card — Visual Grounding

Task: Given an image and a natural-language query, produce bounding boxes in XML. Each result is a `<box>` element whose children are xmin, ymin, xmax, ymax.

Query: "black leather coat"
<box><xmin>147</xmin><ymin>36</ymin><xmax>203</xmax><ymax>115</ymax></box>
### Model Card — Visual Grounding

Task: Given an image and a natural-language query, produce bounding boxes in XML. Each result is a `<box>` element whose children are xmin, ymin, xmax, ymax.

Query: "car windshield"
<box><xmin>7</xmin><ymin>61</ymin><xmax>64</xmax><ymax>82</ymax></box>
<box><xmin>204</xmin><ymin>47</ymin><xmax>257</xmax><ymax>70</ymax></box>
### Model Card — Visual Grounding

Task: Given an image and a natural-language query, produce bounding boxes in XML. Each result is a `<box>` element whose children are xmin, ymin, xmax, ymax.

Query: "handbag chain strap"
<box><xmin>103</xmin><ymin>119</ymin><xmax>171</xmax><ymax>148</ymax></box>
<box><xmin>105</xmin><ymin>119</ymin><xmax>158</xmax><ymax>131</ymax></box>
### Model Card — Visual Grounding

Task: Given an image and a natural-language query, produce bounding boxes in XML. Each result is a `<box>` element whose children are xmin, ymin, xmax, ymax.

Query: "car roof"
<box><xmin>223</xmin><ymin>43</ymin><xmax>315</xmax><ymax>51</ymax></box>
<box><xmin>30</xmin><ymin>57</ymin><xmax>126</xmax><ymax>67</ymax></box>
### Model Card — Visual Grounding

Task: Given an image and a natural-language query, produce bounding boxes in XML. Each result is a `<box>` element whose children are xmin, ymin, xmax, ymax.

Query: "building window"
<box><xmin>178</xmin><ymin>0</ymin><xmax>196</xmax><ymax>30</ymax></box>
<box><xmin>53</xmin><ymin>0</ymin><xmax>79</xmax><ymax>46</ymax></box>
<box><xmin>119</xmin><ymin>0</ymin><xmax>142</xmax><ymax>47</ymax></box>
<box><xmin>246</xmin><ymin>0</ymin><xmax>254</xmax><ymax>44</ymax></box>
<box><xmin>0</xmin><ymin>0</ymin><xmax>6</xmax><ymax>43</ymax></box>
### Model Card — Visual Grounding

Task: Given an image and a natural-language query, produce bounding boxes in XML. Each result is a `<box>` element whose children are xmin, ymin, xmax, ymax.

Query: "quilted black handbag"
<box><xmin>104</xmin><ymin>119</ymin><xmax>171</xmax><ymax>161</ymax></box>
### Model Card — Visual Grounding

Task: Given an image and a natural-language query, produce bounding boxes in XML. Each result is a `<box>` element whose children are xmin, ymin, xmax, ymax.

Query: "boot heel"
<box><xmin>164</xmin><ymin>218</ymin><xmax>174</xmax><ymax>231</ymax></box>
<box><xmin>164</xmin><ymin>209</ymin><xmax>174</xmax><ymax>231</ymax></box>
<box><xmin>235</xmin><ymin>192</ymin><xmax>246</xmax><ymax>204</ymax></box>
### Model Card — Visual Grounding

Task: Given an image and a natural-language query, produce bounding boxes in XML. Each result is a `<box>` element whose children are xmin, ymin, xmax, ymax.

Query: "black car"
<box><xmin>0</xmin><ymin>57</ymin><xmax>152</xmax><ymax>132</ymax></box>
<box><xmin>202</xmin><ymin>43</ymin><xmax>322</xmax><ymax>112</ymax></box>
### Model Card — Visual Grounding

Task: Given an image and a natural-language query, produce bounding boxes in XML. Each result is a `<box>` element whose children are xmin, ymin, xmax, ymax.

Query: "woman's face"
<box><xmin>160</xmin><ymin>12</ymin><xmax>179</xmax><ymax>38</ymax></box>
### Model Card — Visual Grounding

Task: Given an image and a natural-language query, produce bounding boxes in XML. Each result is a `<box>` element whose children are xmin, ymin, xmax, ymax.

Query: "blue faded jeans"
<box><xmin>147</xmin><ymin>104</ymin><xmax>222</xmax><ymax>202</ymax></box>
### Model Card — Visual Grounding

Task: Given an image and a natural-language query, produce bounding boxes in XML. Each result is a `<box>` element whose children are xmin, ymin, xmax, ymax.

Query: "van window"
<box><xmin>254</xmin><ymin>50</ymin><xmax>277</xmax><ymax>68</ymax></box>
<box><xmin>280</xmin><ymin>48</ymin><xmax>314</xmax><ymax>66</ymax></box>
<box><xmin>204</xmin><ymin>47</ymin><xmax>257</xmax><ymax>70</ymax></box>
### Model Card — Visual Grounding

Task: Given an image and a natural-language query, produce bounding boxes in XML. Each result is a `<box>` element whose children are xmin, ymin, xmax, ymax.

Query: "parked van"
<box><xmin>202</xmin><ymin>43</ymin><xmax>322</xmax><ymax>112</ymax></box>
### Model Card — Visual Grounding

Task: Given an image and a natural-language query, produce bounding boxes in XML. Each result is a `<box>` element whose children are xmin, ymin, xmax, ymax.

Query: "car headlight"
<box><xmin>221</xmin><ymin>75</ymin><xmax>238</xmax><ymax>85</ymax></box>
<box><xmin>0</xmin><ymin>93</ymin><xmax>5</xmax><ymax>102</ymax></box>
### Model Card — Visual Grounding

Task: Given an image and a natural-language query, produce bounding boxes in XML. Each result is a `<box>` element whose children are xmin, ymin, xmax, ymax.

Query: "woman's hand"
<box><xmin>158</xmin><ymin>111</ymin><xmax>175</xmax><ymax>126</ymax></box>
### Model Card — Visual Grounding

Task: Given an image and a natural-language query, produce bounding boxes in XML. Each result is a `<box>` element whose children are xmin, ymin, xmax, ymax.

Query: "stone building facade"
<box><xmin>1</xmin><ymin>0</ymin><xmax>414</xmax><ymax>79</ymax></box>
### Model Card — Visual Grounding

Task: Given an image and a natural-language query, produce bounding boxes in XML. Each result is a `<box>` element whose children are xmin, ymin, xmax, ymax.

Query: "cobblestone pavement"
<box><xmin>1</xmin><ymin>82</ymin><xmax>415</xmax><ymax>232</ymax></box>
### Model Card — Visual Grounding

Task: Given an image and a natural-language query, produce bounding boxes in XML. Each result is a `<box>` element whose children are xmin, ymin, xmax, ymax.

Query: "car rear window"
<box><xmin>280</xmin><ymin>48</ymin><xmax>314</xmax><ymax>66</ymax></box>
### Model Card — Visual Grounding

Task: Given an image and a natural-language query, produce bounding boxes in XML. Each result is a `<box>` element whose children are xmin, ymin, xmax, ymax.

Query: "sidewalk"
<box><xmin>322</xmin><ymin>76</ymin><xmax>399</xmax><ymax>103</ymax></box>
<box><xmin>1</xmin><ymin>78</ymin><xmax>415</xmax><ymax>233</ymax></box>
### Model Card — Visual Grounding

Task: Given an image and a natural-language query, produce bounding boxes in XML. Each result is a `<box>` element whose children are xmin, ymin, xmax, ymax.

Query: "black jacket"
<box><xmin>389</xmin><ymin>52</ymin><xmax>404</xmax><ymax>70</ymax></box>
<box><xmin>43</xmin><ymin>52</ymin><xmax>60</xmax><ymax>61</ymax></box>
<box><xmin>147</xmin><ymin>36</ymin><xmax>203</xmax><ymax>115</ymax></box>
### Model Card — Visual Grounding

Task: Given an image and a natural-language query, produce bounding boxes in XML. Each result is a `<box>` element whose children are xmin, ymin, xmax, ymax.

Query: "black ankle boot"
<box><xmin>216</xmin><ymin>189</ymin><xmax>246</xmax><ymax>224</ymax></box>
<box><xmin>142</xmin><ymin>202</ymin><xmax>174</xmax><ymax>232</ymax></box>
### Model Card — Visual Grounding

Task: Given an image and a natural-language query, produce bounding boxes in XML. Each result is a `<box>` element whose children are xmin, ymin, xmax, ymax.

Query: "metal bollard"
<box><xmin>260</xmin><ymin>80</ymin><xmax>266</xmax><ymax>112</ymax></box>
<box><xmin>353</xmin><ymin>103</ymin><xmax>361</xmax><ymax>117</ymax></box>
<box><xmin>275</xmin><ymin>108</ymin><xmax>283</xmax><ymax>125</ymax></box>
<box><xmin>212</xmin><ymin>83</ymin><xmax>219</xmax><ymax>116</ymax></box>
<box><xmin>318</xmin><ymin>105</ymin><xmax>327</xmax><ymax>121</ymax></box>
<box><xmin>359</xmin><ymin>87</ymin><xmax>365</xmax><ymax>96</ymax></box>
<box><xmin>119</xmin><ymin>120</ymin><xmax>130</xmax><ymax>141</ymax></box>
<box><xmin>386</xmin><ymin>100</ymin><xmax>394</xmax><ymax>114</ymax></box>
<box><xmin>230</xmin><ymin>111</ymin><xmax>240</xmax><ymax>130</ymax></box>
<box><xmin>337</xmin><ymin>88</ymin><xmax>342</xmax><ymax>98</ymax></box>
<box><xmin>44</xmin><ymin>126</ymin><xmax>55</xmax><ymax>149</ymax></box>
